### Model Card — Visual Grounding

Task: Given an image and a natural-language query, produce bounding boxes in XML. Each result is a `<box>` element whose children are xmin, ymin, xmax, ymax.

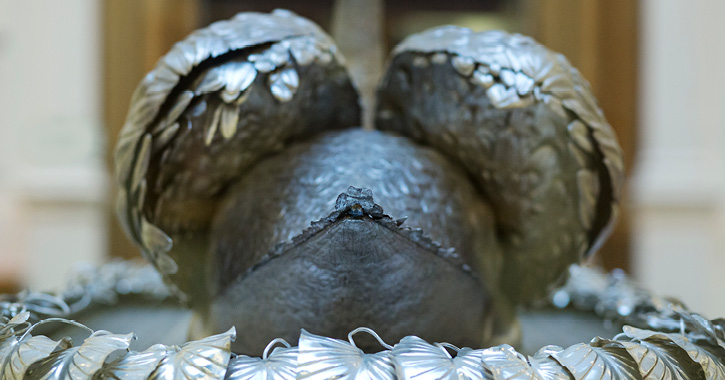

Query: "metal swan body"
<box><xmin>114</xmin><ymin>10</ymin><xmax>623</xmax><ymax>355</ymax></box>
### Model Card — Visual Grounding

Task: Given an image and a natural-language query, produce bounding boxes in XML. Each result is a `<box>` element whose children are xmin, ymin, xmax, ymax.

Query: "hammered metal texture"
<box><xmin>210</xmin><ymin>129</ymin><xmax>501</xmax><ymax>292</ymax></box>
<box><xmin>208</xmin><ymin>130</ymin><xmax>498</xmax><ymax>354</ymax></box>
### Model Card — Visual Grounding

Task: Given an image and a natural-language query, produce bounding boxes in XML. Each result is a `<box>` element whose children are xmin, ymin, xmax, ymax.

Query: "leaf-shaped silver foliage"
<box><xmin>480</xmin><ymin>344</ymin><xmax>572</xmax><ymax>380</ymax></box>
<box><xmin>391</xmin><ymin>336</ymin><xmax>489</xmax><ymax>380</ymax></box>
<box><xmin>672</xmin><ymin>311</ymin><xmax>725</xmax><ymax>352</ymax></box>
<box><xmin>480</xmin><ymin>344</ymin><xmax>542</xmax><ymax>380</ymax></box>
<box><xmin>0</xmin><ymin>312</ymin><xmax>30</xmax><ymax>341</ymax></box>
<box><xmin>616</xmin><ymin>339</ymin><xmax>702</xmax><ymax>380</ymax></box>
<box><xmin>226</xmin><ymin>339</ymin><xmax>297</xmax><ymax>380</ymax></box>
<box><xmin>24</xmin><ymin>330</ymin><xmax>133</xmax><ymax>380</ymax></box>
<box><xmin>298</xmin><ymin>329</ymin><xmax>395</xmax><ymax>380</ymax></box>
<box><xmin>529</xmin><ymin>346</ymin><xmax>574</xmax><ymax>380</ymax></box>
<box><xmin>0</xmin><ymin>334</ymin><xmax>71</xmax><ymax>380</ymax></box>
<box><xmin>552</xmin><ymin>338</ymin><xmax>641</xmax><ymax>380</ymax></box>
<box><xmin>5</xmin><ymin>312</ymin><xmax>29</xmax><ymax>327</ymax></box>
<box><xmin>147</xmin><ymin>327</ymin><xmax>235</xmax><ymax>380</ymax></box>
<box><xmin>623</xmin><ymin>326</ymin><xmax>725</xmax><ymax>380</ymax></box>
<box><xmin>91</xmin><ymin>343</ymin><xmax>172</xmax><ymax>380</ymax></box>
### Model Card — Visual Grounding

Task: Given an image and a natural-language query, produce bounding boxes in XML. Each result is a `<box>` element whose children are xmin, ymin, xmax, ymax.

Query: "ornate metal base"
<box><xmin>2</xmin><ymin>261</ymin><xmax>723</xmax><ymax>379</ymax></box>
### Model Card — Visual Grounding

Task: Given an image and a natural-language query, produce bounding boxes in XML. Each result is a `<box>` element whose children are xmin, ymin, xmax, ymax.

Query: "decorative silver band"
<box><xmin>1</xmin><ymin>261</ymin><xmax>723</xmax><ymax>379</ymax></box>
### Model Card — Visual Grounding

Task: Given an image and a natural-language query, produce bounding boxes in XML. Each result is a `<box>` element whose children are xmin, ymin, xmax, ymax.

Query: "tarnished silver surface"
<box><xmin>210</xmin><ymin>183</ymin><xmax>492</xmax><ymax>354</ymax></box>
<box><xmin>205</xmin><ymin>130</ymin><xmax>501</xmax><ymax>352</ymax></box>
<box><xmin>376</xmin><ymin>27</ymin><xmax>624</xmax><ymax>303</ymax></box>
<box><xmin>2</xmin><ymin>261</ymin><xmax>725</xmax><ymax>379</ymax></box>
<box><xmin>209</xmin><ymin>130</ymin><xmax>500</xmax><ymax>293</ymax></box>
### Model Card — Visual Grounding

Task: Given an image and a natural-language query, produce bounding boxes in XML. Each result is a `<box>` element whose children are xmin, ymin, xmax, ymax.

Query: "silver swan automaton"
<box><xmin>2</xmin><ymin>7</ymin><xmax>724</xmax><ymax>380</ymax></box>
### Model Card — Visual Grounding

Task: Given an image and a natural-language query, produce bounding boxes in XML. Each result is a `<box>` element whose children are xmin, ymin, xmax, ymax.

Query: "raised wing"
<box><xmin>114</xmin><ymin>10</ymin><xmax>360</xmax><ymax>299</ymax></box>
<box><xmin>375</xmin><ymin>27</ymin><xmax>624</xmax><ymax>303</ymax></box>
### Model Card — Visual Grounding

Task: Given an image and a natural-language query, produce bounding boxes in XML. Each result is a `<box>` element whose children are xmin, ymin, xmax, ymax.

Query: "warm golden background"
<box><xmin>0</xmin><ymin>0</ymin><xmax>723</xmax><ymax>316</ymax></box>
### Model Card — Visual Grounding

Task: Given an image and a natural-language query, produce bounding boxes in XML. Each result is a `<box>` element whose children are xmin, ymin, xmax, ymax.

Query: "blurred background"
<box><xmin>0</xmin><ymin>0</ymin><xmax>723</xmax><ymax>317</ymax></box>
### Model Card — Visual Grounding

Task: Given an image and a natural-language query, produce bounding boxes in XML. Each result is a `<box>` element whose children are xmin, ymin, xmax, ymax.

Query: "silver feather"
<box><xmin>576</xmin><ymin>169</ymin><xmax>599</xmax><ymax>230</ymax></box>
<box><xmin>197</xmin><ymin>67</ymin><xmax>226</xmax><ymax>94</ymax></box>
<box><xmin>164</xmin><ymin>91</ymin><xmax>195</xmax><ymax>126</ymax></box>
<box><xmin>154</xmin><ymin>122</ymin><xmax>180</xmax><ymax>150</ymax></box>
<box><xmin>205</xmin><ymin>104</ymin><xmax>224</xmax><ymax>146</ymax></box>
<box><xmin>220</xmin><ymin>105</ymin><xmax>240</xmax><ymax>140</ymax></box>
<box><xmin>130</xmin><ymin>134</ymin><xmax>152</xmax><ymax>192</ymax></box>
<box><xmin>139</xmin><ymin>217</ymin><xmax>175</xmax><ymax>274</ymax></box>
<box><xmin>221</xmin><ymin>62</ymin><xmax>257</xmax><ymax>103</ymax></box>
<box><xmin>269</xmin><ymin>68</ymin><xmax>300</xmax><ymax>103</ymax></box>
<box><xmin>452</xmin><ymin>56</ymin><xmax>475</xmax><ymax>77</ymax></box>
<box><xmin>376</xmin><ymin>26</ymin><xmax>625</xmax><ymax>303</ymax></box>
<box><xmin>472</xmin><ymin>68</ymin><xmax>495</xmax><ymax>88</ymax></box>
